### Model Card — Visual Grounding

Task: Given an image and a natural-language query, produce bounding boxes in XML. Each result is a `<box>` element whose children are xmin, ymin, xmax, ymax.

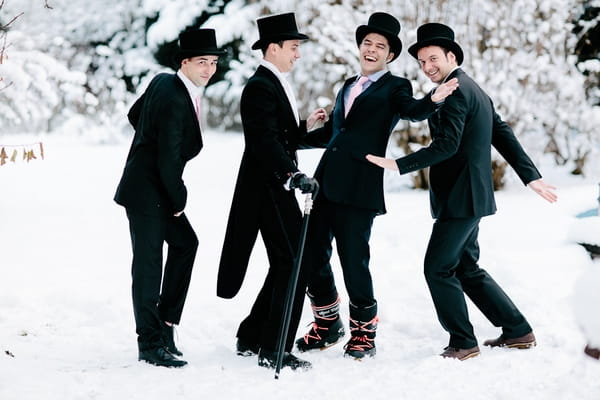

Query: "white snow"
<box><xmin>1</xmin><ymin>130</ymin><xmax>599</xmax><ymax>400</ymax></box>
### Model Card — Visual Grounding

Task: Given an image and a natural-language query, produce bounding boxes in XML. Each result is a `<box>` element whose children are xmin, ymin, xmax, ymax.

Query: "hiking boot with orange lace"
<box><xmin>296</xmin><ymin>317</ymin><xmax>345</xmax><ymax>352</ymax></box>
<box><xmin>296</xmin><ymin>295</ymin><xmax>345</xmax><ymax>352</ymax></box>
<box><xmin>343</xmin><ymin>316</ymin><xmax>378</xmax><ymax>360</ymax></box>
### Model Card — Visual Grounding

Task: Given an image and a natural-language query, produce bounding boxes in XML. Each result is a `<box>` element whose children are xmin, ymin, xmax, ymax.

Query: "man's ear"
<box><xmin>387</xmin><ymin>52</ymin><xmax>394</xmax><ymax>62</ymax></box>
<box><xmin>447</xmin><ymin>51</ymin><xmax>457</xmax><ymax>64</ymax></box>
<box><xmin>267</xmin><ymin>42</ymin><xmax>278</xmax><ymax>55</ymax></box>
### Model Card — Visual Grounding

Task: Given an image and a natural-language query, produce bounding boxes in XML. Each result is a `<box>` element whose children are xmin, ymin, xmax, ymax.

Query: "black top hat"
<box><xmin>175</xmin><ymin>29</ymin><xmax>226</xmax><ymax>64</ymax></box>
<box><xmin>408</xmin><ymin>23</ymin><xmax>464</xmax><ymax>65</ymax></box>
<box><xmin>355</xmin><ymin>12</ymin><xmax>403</xmax><ymax>63</ymax></box>
<box><xmin>251</xmin><ymin>12</ymin><xmax>309</xmax><ymax>50</ymax></box>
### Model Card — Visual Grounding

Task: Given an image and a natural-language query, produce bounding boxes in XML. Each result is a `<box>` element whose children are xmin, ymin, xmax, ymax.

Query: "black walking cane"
<box><xmin>274</xmin><ymin>189</ymin><xmax>317</xmax><ymax>379</ymax></box>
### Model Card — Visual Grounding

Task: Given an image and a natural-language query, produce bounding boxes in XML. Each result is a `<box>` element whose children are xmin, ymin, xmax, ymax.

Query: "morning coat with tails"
<box><xmin>217</xmin><ymin>66</ymin><xmax>328</xmax><ymax>299</ymax></box>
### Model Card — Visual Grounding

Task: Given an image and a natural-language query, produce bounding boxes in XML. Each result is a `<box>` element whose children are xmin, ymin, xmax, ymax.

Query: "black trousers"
<box><xmin>424</xmin><ymin>217</ymin><xmax>531</xmax><ymax>349</ymax></box>
<box><xmin>126</xmin><ymin>210</ymin><xmax>198</xmax><ymax>351</ymax></box>
<box><xmin>236</xmin><ymin>189</ymin><xmax>306</xmax><ymax>353</ymax></box>
<box><xmin>305</xmin><ymin>196</ymin><xmax>378</xmax><ymax>318</ymax></box>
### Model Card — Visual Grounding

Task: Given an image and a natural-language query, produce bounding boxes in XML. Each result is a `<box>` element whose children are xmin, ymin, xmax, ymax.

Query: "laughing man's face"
<box><xmin>359</xmin><ymin>32</ymin><xmax>393</xmax><ymax>76</ymax></box>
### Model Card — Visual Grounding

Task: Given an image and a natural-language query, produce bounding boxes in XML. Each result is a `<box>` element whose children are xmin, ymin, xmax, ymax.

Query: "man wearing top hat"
<box><xmin>217</xmin><ymin>12</ymin><xmax>329</xmax><ymax>371</ymax></box>
<box><xmin>366</xmin><ymin>23</ymin><xmax>558</xmax><ymax>360</ymax></box>
<box><xmin>294</xmin><ymin>12</ymin><xmax>458</xmax><ymax>360</ymax></box>
<box><xmin>114</xmin><ymin>29</ymin><xmax>225</xmax><ymax>368</ymax></box>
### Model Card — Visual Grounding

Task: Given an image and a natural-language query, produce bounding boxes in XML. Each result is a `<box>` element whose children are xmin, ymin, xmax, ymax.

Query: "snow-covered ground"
<box><xmin>1</xmin><ymin>131</ymin><xmax>599</xmax><ymax>400</ymax></box>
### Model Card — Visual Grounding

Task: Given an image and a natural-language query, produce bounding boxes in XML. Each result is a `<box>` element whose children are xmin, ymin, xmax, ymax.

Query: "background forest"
<box><xmin>1</xmin><ymin>0</ymin><xmax>599</xmax><ymax>183</ymax></box>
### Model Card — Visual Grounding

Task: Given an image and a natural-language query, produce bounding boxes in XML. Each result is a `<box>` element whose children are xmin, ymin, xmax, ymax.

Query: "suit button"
<box><xmin>332</xmin><ymin>147</ymin><xmax>338</xmax><ymax>152</ymax></box>
<box><xmin>340</xmin><ymin>128</ymin><xmax>346</xmax><ymax>132</ymax></box>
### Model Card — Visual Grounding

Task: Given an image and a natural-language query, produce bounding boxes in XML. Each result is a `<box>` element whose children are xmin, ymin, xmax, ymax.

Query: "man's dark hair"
<box><xmin>260</xmin><ymin>41</ymin><xmax>284</xmax><ymax>56</ymax></box>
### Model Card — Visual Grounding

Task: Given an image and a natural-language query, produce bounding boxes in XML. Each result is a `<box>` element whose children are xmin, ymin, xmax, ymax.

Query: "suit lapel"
<box><xmin>174</xmin><ymin>74</ymin><xmax>202</xmax><ymax>138</ymax></box>
<box><xmin>257</xmin><ymin>66</ymin><xmax>297</xmax><ymax>127</ymax></box>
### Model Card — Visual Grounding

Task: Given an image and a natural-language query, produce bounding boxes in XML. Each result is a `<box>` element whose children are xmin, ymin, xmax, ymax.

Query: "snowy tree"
<box><xmin>0</xmin><ymin>0</ymin><xmax>158</xmax><ymax>138</ymax></box>
<box><xmin>202</xmin><ymin>0</ymin><xmax>600</xmax><ymax>182</ymax></box>
<box><xmin>0</xmin><ymin>0</ymin><xmax>597</xmax><ymax>179</ymax></box>
<box><xmin>573</xmin><ymin>0</ymin><xmax>600</xmax><ymax>106</ymax></box>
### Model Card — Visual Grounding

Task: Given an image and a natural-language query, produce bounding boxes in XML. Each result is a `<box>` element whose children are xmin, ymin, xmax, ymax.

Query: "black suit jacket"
<box><xmin>313</xmin><ymin>72</ymin><xmax>438</xmax><ymax>214</ymax></box>
<box><xmin>396</xmin><ymin>68</ymin><xmax>541</xmax><ymax>219</ymax></box>
<box><xmin>217</xmin><ymin>66</ymin><xmax>328</xmax><ymax>298</ymax></box>
<box><xmin>114</xmin><ymin>73</ymin><xmax>203</xmax><ymax>216</ymax></box>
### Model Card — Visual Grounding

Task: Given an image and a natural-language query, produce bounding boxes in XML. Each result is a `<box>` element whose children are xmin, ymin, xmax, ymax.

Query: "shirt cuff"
<box><xmin>284</xmin><ymin>171</ymin><xmax>301</xmax><ymax>191</ymax></box>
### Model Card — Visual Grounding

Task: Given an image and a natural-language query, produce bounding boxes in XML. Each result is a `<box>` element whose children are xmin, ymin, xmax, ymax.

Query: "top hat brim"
<box><xmin>175</xmin><ymin>48</ymin><xmax>227</xmax><ymax>64</ymax></box>
<box><xmin>251</xmin><ymin>32</ymin><xmax>309</xmax><ymax>50</ymax></box>
<box><xmin>408</xmin><ymin>38</ymin><xmax>464</xmax><ymax>65</ymax></box>
<box><xmin>355</xmin><ymin>25</ymin><xmax>402</xmax><ymax>63</ymax></box>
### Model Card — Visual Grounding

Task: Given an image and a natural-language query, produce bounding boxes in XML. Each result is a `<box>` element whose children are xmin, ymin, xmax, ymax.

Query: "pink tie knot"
<box><xmin>357</xmin><ymin>76</ymin><xmax>369</xmax><ymax>85</ymax></box>
<box><xmin>345</xmin><ymin>76</ymin><xmax>369</xmax><ymax>117</ymax></box>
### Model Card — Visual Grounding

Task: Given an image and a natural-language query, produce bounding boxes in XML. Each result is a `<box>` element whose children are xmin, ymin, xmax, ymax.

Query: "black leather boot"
<box><xmin>138</xmin><ymin>346</ymin><xmax>187</xmax><ymax>368</ymax></box>
<box><xmin>161</xmin><ymin>322</ymin><xmax>183</xmax><ymax>356</ymax></box>
<box><xmin>257</xmin><ymin>348</ymin><xmax>312</xmax><ymax>371</ymax></box>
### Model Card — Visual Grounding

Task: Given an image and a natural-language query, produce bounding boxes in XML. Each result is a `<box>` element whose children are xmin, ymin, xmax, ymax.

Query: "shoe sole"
<box><xmin>505</xmin><ymin>341</ymin><xmax>536</xmax><ymax>349</ymax></box>
<box><xmin>236</xmin><ymin>350</ymin><xmax>258</xmax><ymax>357</ymax></box>
<box><xmin>343</xmin><ymin>352</ymin><xmax>376</xmax><ymax>361</ymax></box>
<box><xmin>138</xmin><ymin>359</ymin><xmax>187</xmax><ymax>368</ymax></box>
<box><xmin>458</xmin><ymin>351</ymin><xmax>480</xmax><ymax>361</ymax></box>
<box><xmin>297</xmin><ymin>337</ymin><xmax>344</xmax><ymax>353</ymax></box>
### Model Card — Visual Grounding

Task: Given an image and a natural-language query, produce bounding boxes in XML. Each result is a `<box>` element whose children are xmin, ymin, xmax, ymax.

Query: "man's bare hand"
<box><xmin>307</xmin><ymin>108</ymin><xmax>328</xmax><ymax>130</ymax></box>
<box><xmin>431</xmin><ymin>77</ymin><xmax>459</xmax><ymax>103</ymax></box>
<box><xmin>527</xmin><ymin>179</ymin><xmax>558</xmax><ymax>203</ymax></box>
<box><xmin>365</xmin><ymin>154</ymin><xmax>399</xmax><ymax>171</ymax></box>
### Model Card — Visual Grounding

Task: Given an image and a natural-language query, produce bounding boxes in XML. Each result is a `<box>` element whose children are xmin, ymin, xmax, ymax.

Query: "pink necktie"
<box><xmin>345</xmin><ymin>76</ymin><xmax>369</xmax><ymax>117</ymax></box>
<box><xmin>194</xmin><ymin>93</ymin><xmax>202</xmax><ymax>128</ymax></box>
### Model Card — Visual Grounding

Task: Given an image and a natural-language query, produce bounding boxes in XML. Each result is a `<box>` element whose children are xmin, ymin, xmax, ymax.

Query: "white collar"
<box><xmin>177</xmin><ymin>70</ymin><xmax>203</xmax><ymax>101</ymax></box>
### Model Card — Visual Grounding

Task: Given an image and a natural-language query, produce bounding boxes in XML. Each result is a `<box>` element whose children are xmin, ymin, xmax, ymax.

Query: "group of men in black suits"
<box><xmin>114</xmin><ymin>11</ymin><xmax>557</xmax><ymax>369</ymax></box>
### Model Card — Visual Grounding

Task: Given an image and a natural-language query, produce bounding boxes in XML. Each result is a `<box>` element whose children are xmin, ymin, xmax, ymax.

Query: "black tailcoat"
<box><xmin>217</xmin><ymin>66</ymin><xmax>327</xmax><ymax>299</ymax></box>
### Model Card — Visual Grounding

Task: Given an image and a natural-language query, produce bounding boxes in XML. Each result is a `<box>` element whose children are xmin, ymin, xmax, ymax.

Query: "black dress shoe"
<box><xmin>236</xmin><ymin>338</ymin><xmax>259</xmax><ymax>357</ymax></box>
<box><xmin>257</xmin><ymin>349</ymin><xmax>311</xmax><ymax>371</ymax></box>
<box><xmin>161</xmin><ymin>323</ymin><xmax>183</xmax><ymax>356</ymax></box>
<box><xmin>138</xmin><ymin>346</ymin><xmax>187</xmax><ymax>368</ymax></box>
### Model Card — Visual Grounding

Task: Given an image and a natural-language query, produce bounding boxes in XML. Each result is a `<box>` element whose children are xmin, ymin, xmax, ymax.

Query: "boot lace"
<box><xmin>302</xmin><ymin>321</ymin><xmax>330</xmax><ymax>344</ymax></box>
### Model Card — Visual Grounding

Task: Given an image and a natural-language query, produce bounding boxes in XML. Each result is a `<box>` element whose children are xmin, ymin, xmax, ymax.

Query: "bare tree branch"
<box><xmin>0</xmin><ymin>1</ymin><xmax>25</xmax><ymax>92</ymax></box>
<box><xmin>0</xmin><ymin>12</ymin><xmax>24</xmax><ymax>32</ymax></box>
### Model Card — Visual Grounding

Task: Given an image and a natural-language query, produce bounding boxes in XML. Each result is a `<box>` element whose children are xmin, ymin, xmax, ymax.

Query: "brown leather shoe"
<box><xmin>483</xmin><ymin>332</ymin><xmax>536</xmax><ymax>349</ymax></box>
<box><xmin>584</xmin><ymin>344</ymin><xmax>600</xmax><ymax>360</ymax></box>
<box><xmin>440</xmin><ymin>345</ymin><xmax>480</xmax><ymax>361</ymax></box>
